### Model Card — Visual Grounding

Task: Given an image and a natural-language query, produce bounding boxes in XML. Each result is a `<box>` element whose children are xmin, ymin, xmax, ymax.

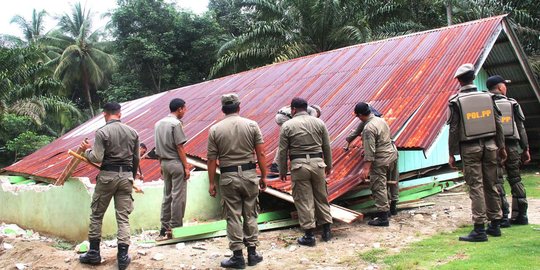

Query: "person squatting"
<box><xmin>78</xmin><ymin>63</ymin><xmax>530</xmax><ymax>269</ymax></box>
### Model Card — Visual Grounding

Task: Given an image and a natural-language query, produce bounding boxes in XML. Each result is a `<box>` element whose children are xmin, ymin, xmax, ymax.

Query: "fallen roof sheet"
<box><xmin>4</xmin><ymin>15</ymin><xmax>522</xmax><ymax>201</ymax></box>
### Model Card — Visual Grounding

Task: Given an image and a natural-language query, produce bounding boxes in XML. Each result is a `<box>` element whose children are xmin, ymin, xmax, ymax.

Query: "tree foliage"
<box><xmin>51</xmin><ymin>2</ymin><xmax>117</xmax><ymax>116</ymax></box>
<box><xmin>106</xmin><ymin>0</ymin><xmax>223</xmax><ymax>101</ymax></box>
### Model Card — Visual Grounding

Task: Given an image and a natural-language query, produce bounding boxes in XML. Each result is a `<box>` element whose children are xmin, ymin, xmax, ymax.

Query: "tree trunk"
<box><xmin>82</xmin><ymin>66</ymin><xmax>95</xmax><ymax>116</ymax></box>
<box><xmin>446</xmin><ymin>0</ymin><xmax>453</xmax><ymax>26</ymax></box>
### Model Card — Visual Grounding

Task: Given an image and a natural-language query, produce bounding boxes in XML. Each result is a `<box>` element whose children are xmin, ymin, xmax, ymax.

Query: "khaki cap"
<box><xmin>454</xmin><ymin>63</ymin><xmax>475</xmax><ymax>78</ymax></box>
<box><xmin>221</xmin><ymin>93</ymin><xmax>240</xmax><ymax>106</ymax></box>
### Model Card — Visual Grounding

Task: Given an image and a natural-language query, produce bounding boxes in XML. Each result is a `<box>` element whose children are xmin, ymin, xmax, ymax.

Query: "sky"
<box><xmin>0</xmin><ymin>0</ymin><xmax>209</xmax><ymax>38</ymax></box>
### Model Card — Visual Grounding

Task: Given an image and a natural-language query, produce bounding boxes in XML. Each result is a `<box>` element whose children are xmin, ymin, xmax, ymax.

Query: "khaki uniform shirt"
<box><xmin>361</xmin><ymin>114</ymin><xmax>397</xmax><ymax>166</ymax></box>
<box><xmin>447</xmin><ymin>85</ymin><xmax>505</xmax><ymax>155</ymax></box>
<box><xmin>207</xmin><ymin>113</ymin><xmax>264</xmax><ymax>167</ymax></box>
<box><xmin>278</xmin><ymin>111</ymin><xmax>332</xmax><ymax>172</ymax></box>
<box><xmin>154</xmin><ymin>114</ymin><xmax>188</xmax><ymax>160</ymax></box>
<box><xmin>85</xmin><ymin>120</ymin><xmax>140</xmax><ymax>176</ymax></box>
<box><xmin>346</xmin><ymin>105</ymin><xmax>383</xmax><ymax>143</ymax></box>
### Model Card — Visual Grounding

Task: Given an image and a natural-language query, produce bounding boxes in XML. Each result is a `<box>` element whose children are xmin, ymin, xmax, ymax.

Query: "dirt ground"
<box><xmin>1</xmin><ymin>191</ymin><xmax>539</xmax><ymax>270</ymax></box>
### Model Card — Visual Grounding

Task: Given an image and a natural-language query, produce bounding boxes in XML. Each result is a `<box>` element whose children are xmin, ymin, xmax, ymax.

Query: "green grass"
<box><xmin>359</xmin><ymin>248</ymin><xmax>387</xmax><ymax>263</ymax></box>
<box><xmin>380</xmin><ymin>225</ymin><xmax>540</xmax><ymax>270</ymax></box>
<box><xmin>503</xmin><ymin>173</ymin><xmax>540</xmax><ymax>199</ymax></box>
<box><xmin>52</xmin><ymin>240</ymin><xmax>75</xmax><ymax>251</ymax></box>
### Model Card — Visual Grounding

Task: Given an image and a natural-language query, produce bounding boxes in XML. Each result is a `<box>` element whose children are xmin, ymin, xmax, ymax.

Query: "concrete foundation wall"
<box><xmin>0</xmin><ymin>171</ymin><xmax>221</xmax><ymax>241</ymax></box>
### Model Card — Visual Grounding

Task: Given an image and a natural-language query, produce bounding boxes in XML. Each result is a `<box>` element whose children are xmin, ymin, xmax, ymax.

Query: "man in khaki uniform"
<box><xmin>355</xmin><ymin>102</ymin><xmax>398</xmax><ymax>227</ymax></box>
<box><xmin>154</xmin><ymin>98</ymin><xmax>190</xmax><ymax>240</ymax></box>
<box><xmin>207</xmin><ymin>93</ymin><xmax>268</xmax><ymax>269</ymax></box>
<box><xmin>279</xmin><ymin>98</ymin><xmax>332</xmax><ymax>246</ymax></box>
<box><xmin>487</xmin><ymin>75</ymin><xmax>531</xmax><ymax>226</ymax></box>
<box><xmin>345</xmin><ymin>105</ymin><xmax>400</xmax><ymax>216</ymax></box>
<box><xmin>448</xmin><ymin>64</ymin><xmax>506</xmax><ymax>242</ymax></box>
<box><xmin>269</xmin><ymin>104</ymin><xmax>322</xmax><ymax>173</ymax></box>
<box><xmin>79</xmin><ymin>102</ymin><xmax>139</xmax><ymax>270</ymax></box>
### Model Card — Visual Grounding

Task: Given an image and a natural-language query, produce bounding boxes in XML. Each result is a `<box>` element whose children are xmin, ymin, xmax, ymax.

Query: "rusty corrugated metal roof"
<box><xmin>3</xmin><ymin>16</ymin><xmax>507</xmax><ymax>201</ymax></box>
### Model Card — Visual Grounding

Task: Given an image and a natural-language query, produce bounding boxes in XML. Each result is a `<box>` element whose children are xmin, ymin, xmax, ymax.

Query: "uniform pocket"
<box><xmin>219</xmin><ymin>173</ymin><xmax>233</xmax><ymax>186</ymax></box>
<box><xmin>127</xmin><ymin>194</ymin><xmax>134</xmax><ymax>214</ymax></box>
<box><xmin>317</xmin><ymin>162</ymin><xmax>327</xmax><ymax>168</ymax></box>
<box><xmin>485</xmin><ymin>139</ymin><xmax>498</xmax><ymax>151</ymax></box>
<box><xmin>291</xmin><ymin>163</ymin><xmax>303</xmax><ymax>171</ymax></box>
<box><xmin>91</xmin><ymin>195</ymin><xmax>101</xmax><ymax>212</ymax></box>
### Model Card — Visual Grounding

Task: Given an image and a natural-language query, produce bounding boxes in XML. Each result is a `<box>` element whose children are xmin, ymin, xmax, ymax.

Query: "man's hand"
<box><xmin>325</xmin><ymin>167</ymin><xmax>331</xmax><ymax>176</ymax></box>
<box><xmin>499</xmin><ymin>148</ymin><xmax>507</xmax><ymax>165</ymax></box>
<box><xmin>80</xmin><ymin>138</ymin><xmax>91</xmax><ymax>151</ymax></box>
<box><xmin>343</xmin><ymin>142</ymin><xmax>350</xmax><ymax>151</ymax></box>
<box><xmin>522</xmin><ymin>149</ymin><xmax>531</xmax><ymax>164</ymax></box>
<box><xmin>208</xmin><ymin>184</ymin><xmax>217</xmax><ymax>197</ymax></box>
<box><xmin>360</xmin><ymin>163</ymin><xmax>371</xmax><ymax>180</ymax></box>
<box><xmin>449</xmin><ymin>155</ymin><xmax>457</xmax><ymax>169</ymax></box>
<box><xmin>259</xmin><ymin>176</ymin><xmax>267</xmax><ymax>191</ymax></box>
<box><xmin>280</xmin><ymin>175</ymin><xmax>287</xmax><ymax>182</ymax></box>
<box><xmin>184</xmin><ymin>168</ymin><xmax>190</xmax><ymax>181</ymax></box>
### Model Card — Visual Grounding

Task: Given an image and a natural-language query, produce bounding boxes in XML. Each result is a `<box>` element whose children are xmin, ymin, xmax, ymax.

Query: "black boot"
<box><xmin>297</xmin><ymin>229</ymin><xmax>316</xmax><ymax>247</ymax></box>
<box><xmin>321</xmin><ymin>223</ymin><xmax>332</xmax><ymax>242</ymax></box>
<box><xmin>117</xmin><ymin>243</ymin><xmax>131</xmax><ymax>270</ymax></box>
<box><xmin>510</xmin><ymin>202</ymin><xmax>529</xmax><ymax>225</ymax></box>
<box><xmin>221</xmin><ymin>250</ymin><xmax>246</xmax><ymax>269</ymax></box>
<box><xmin>500</xmin><ymin>217</ymin><xmax>511</xmax><ymax>228</ymax></box>
<box><xmin>269</xmin><ymin>163</ymin><xmax>279</xmax><ymax>173</ymax></box>
<box><xmin>486</xmin><ymin>220</ymin><xmax>502</xmax><ymax>237</ymax></box>
<box><xmin>459</xmin><ymin>224</ymin><xmax>488</xmax><ymax>242</ymax></box>
<box><xmin>79</xmin><ymin>239</ymin><xmax>101</xmax><ymax>265</ymax></box>
<box><xmin>389</xmin><ymin>201</ymin><xmax>398</xmax><ymax>216</ymax></box>
<box><xmin>247</xmin><ymin>246</ymin><xmax>263</xmax><ymax>266</ymax></box>
<box><xmin>368</xmin><ymin>212</ymin><xmax>389</xmax><ymax>227</ymax></box>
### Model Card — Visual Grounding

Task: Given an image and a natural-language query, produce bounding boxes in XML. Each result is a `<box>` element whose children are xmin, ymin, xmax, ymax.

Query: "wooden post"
<box><xmin>55</xmin><ymin>147</ymin><xmax>84</xmax><ymax>186</ymax></box>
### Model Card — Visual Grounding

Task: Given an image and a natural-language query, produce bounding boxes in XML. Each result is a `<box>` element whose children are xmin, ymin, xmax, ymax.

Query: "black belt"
<box><xmin>101</xmin><ymin>164</ymin><xmax>133</xmax><ymax>172</ymax></box>
<box><xmin>290</xmin><ymin>153</ymin><xmax>323</xmax><ymax>160</ymax></box>
<box><xmin>220</xmin><ymin>163</ymin><xmax>257</xmax><ymax>173</ymax></box>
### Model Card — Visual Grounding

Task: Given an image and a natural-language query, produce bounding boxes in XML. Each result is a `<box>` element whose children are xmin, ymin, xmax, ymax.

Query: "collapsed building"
<box><xmin>1</xmin><ymin>15</ymin><xmax>539</xmax><ymax>242</ymax></box>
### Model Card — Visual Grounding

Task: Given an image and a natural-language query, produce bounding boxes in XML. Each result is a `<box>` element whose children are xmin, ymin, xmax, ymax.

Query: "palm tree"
<box><xmin>210</xmin><ymin>0</ymin><xmax>371</xmax><ymax>78</ymax></box>
<box><xmin>0</xmin><ymin>46</ymin><xmax>82</xmax><ymax>136</ymax></box>
<box><xmin>0</xmin><ymin>9</ymin><xmax>48</xmax><ymax>47</ymax></box>
<box><xmin>51</xmin><ymin>2</ymin><xmax>116</xmax><ymax>116</ymax></box>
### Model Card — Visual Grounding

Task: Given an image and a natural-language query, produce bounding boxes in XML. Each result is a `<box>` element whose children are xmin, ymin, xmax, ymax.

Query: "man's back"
<box><xmin>95</xmin><ymin>121</ymin><xmax>138</xmax><ymax>166</ymax></box>
<box><xmin>281</xmin><ymin>113</ymin><xmax>326</xmax><ymax>154</ymax></box>
<box><xmin>208</xmin><ymin>114</ymin><xmax>262</xmax><ymax>167</ymax></box>
<box><xmin>154</xmin><ymin>116</ymin><xmax>186</xmax><ymax>160</ymax></box>
<box><xmin>363</xmin><ymin>116</ymin><xmax>396</xmax><ymax>165</ymax></box>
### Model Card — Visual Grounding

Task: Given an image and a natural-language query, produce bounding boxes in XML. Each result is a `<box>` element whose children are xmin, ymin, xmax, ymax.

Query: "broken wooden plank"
<box><xmin>171</xmin><ymin>210</ymin><xmax>291</xmax><ymax>238</ymax></box>
<box><xmin>66</xmin><ymin>149</ymin><xmax>144</xmax><ymax>194</ymax></box>
<box><xmin>337</xmin><ymin>171</ymin><xmax>461</xmax><ymax>201</ymax></box>
<box><xmin>358</xmin><ymin>201</ymin><xmax>436</xmax><ymax>214</ymax></box>
<box><xmin>157</xmin><ymin>219</ymin><xmax>299</xmax><ymax>246</ymax></box>
<box><xmin>263</xmin><ymin>187</ymin><xmax>363</xmax><ymax>223</ymax></box>
<box><xmin>55</xmin><ymin>148</ymin><xmax>84</xmax><ymax>186</ymax></box>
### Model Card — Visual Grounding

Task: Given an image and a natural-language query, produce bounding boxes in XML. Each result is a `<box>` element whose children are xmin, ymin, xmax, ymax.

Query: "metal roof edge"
<box><xmin>199</xmin><ymin>15</ymin><xmax>508</xmax><ymax>88</ymax></box>
<box><xmin>501</xmin><ymin>17</ymin><xmax>540</xmax><ymax>101</ymax></box>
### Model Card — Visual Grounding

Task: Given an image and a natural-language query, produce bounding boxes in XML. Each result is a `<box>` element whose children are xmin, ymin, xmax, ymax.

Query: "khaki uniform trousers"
<box><xmin>160</xmin><ymin>159</ymin><xmax>187</xmax><ymax>229</ymax></box>
<box><xmin>290</xmin><ymin>158</ymin><xmax>332</xmax><ymax>230</ymax></box>
<box><xmin>220</xmin><ymin>169</ymin><xmax>260</xmax><ymax>251</ymax></box>
<box><xmin>370</xmin><ymin>164</ymin><xmax>390</xmax><ymax>212</ymax></box>
<box><xmin>387</xmin><ymin>159</ymin><xmax>399</xmax><ymax>202</ymax></box>
<box><xmin>89</xmin><ymin>170</ymin><xmax>134</xmax><ymax>245</ymax></box>
<box><xmin>500</xmin><ymin>140</ymin><xmax>528</xmax><ymax>219</ymax></box>
<box><xmin>460</xmin><ymin>139</ymin><xmax>502</xmax><ymax>224</ymax></box>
